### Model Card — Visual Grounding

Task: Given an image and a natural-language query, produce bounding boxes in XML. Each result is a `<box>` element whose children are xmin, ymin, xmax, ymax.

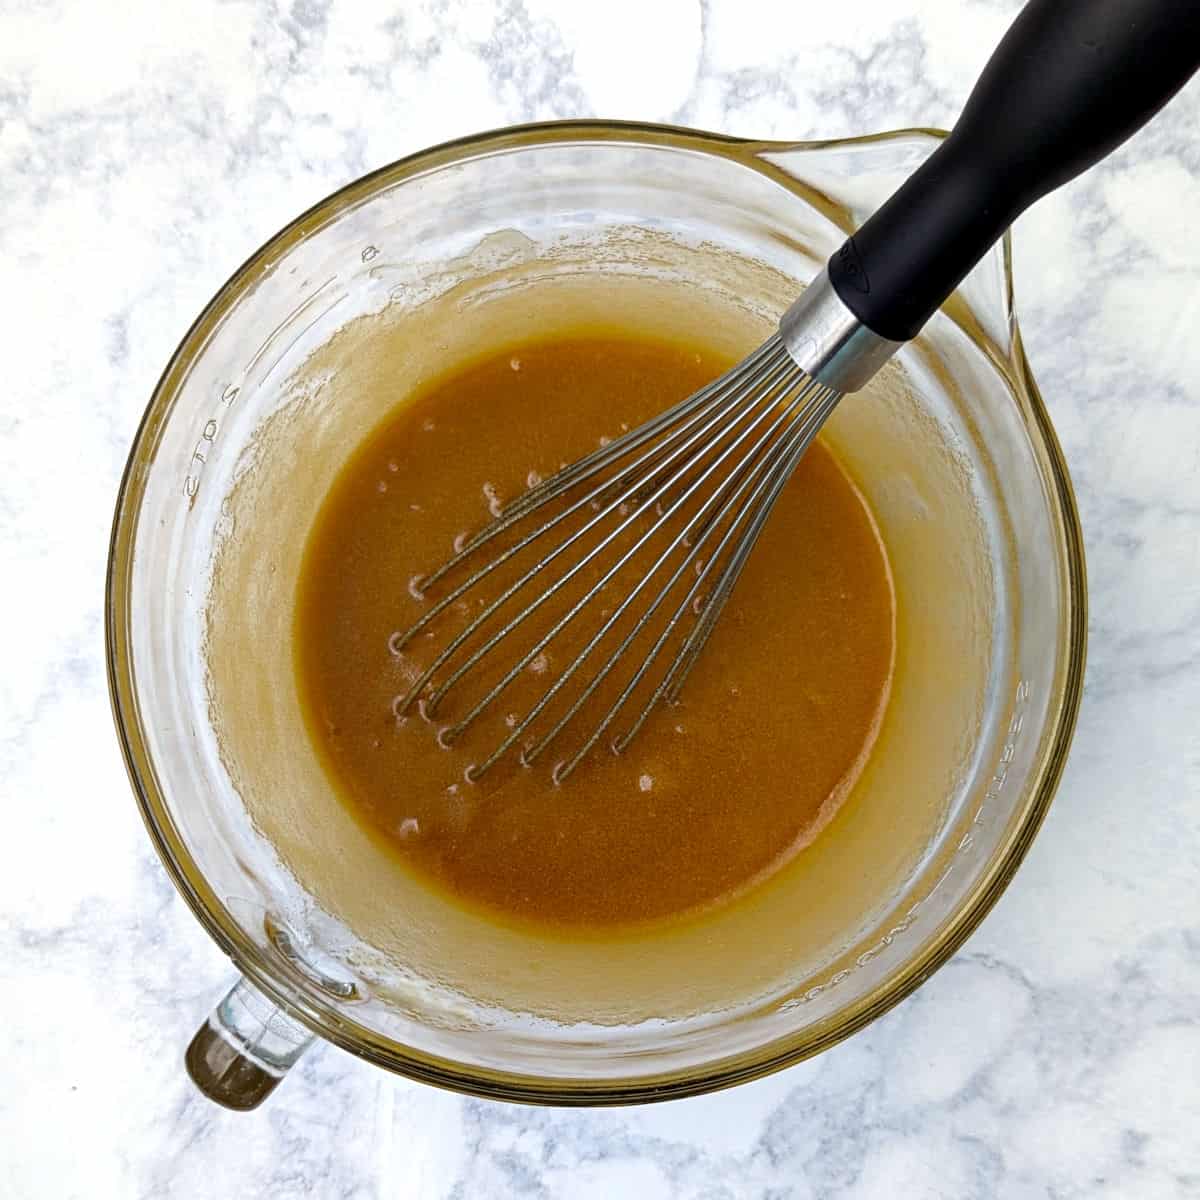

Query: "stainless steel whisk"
<box><xmin>392</xmin><ymin>334</ymin><xmax>840</xmax><ymax>781</ymax></box>
<box><xmin>391</xmin><ymin>0</ymin><xmax>1198</xmax><ymax>781</ymax></box>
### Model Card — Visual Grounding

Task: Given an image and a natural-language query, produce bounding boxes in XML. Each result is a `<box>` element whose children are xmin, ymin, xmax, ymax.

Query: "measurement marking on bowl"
<box><xmin>261</xmin><ymin>293</ymin><xmax>348</xmax><ymax>383</ymax></box>
<box><xmin>182</xmin><ymin>278</ymin><xmax>348</xmax><ymax>504</ymax></box>
<box><xmin>244</xmin><ymin>274</ymin><xmax>339</xmax><ymax>378</ymax></box>
<box><xmin>183</xmin><ymin>382</ymin><xmax>241</xmax><ymax>504</ymax></box>
<box><xmin>974</xmin><ymin>677</ymin><xmax>1031</xmax><ymax>827</ymax></box>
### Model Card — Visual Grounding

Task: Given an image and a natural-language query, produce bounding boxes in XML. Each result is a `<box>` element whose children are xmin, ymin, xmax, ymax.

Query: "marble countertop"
<box><xmin>2</xmin><ymin>0</ymin><xmax>1198</xmax><ymax>1196</ymax></box>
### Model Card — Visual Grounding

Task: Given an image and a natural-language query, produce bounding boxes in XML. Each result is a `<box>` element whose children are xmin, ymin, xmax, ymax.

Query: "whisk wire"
<box><xmin>391</xmin><ymin>332</ymin><xmax>844</xmax><ymax>778</ymax></box>
<box><xmin>431</xmin><ymin>352</ymin><xmax>806</xmax><ymax>740</ymax></box>
<box><xmin>420</xmin><ymin>336</ymin><xmax>788</xmax><ymax>592</ymax></box>
<box><xmin>394</xmin><ymin>343</ymin><xmax>797</xmax><ymax>717</ymax></box>
<box><xmin>615</xmin><ymin>385</ymin><xmax>842</xmax><ymax>754</ymax></box>
<box><xmin>472</xmin><ymin>375</ymin><xmax>832</xmax><ymax>778</ymax></box>
<box><xmin>494</xmin><ymin>336</ymin><xmax>786</xmax><ymax>529</ymax></box>
<box><xmin>539</xmin><ymin>380</ymin><xmax>839</xmax><ymax>781</ymax></box>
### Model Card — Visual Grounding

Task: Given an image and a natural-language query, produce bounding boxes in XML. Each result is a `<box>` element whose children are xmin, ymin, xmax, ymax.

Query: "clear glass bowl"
<box><xmin>106</xmin><ymin>121</ymin><xmax>1086</xmax><ymax>1109</ymax></box>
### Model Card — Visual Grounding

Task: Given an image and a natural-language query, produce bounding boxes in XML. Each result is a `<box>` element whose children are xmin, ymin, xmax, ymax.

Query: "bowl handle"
<box><xmin>185</xmin><ymin>977</ymin><xmax>315</xmax><ymax>1110</ymax></box>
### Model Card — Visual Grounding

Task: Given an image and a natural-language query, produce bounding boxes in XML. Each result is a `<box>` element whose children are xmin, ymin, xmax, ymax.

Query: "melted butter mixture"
<box><xmin>295</xmin><ymin>332</ymin><xmax>895</xmax><ymax>932</ymax></box>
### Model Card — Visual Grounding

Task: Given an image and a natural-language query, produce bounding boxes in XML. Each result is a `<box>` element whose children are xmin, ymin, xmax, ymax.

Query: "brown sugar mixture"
<box><xmin>294</xmin><ymin>331</ymin><xmax>895</xmax><ymax>932</ymax></box>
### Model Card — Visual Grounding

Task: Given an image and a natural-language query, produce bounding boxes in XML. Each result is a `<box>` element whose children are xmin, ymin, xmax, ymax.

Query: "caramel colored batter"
<box><xmin>295</xmin><ymin>332</ymin><xmax>895</xmax><ymax>931</ymax></box>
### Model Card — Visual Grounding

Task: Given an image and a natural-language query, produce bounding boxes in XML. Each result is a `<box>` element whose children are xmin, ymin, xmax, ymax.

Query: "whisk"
<box><xmin>392</xmin><ymin>0</ymin><xmax>1198</xmax><ymax>782</ymax></box>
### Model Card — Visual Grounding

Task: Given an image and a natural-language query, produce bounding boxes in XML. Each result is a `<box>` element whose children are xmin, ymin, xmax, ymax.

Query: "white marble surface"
<box><xmin>2</xmin><ymin>0</ymin><xmax>1198</xmax><ymax>1196</ymax></box>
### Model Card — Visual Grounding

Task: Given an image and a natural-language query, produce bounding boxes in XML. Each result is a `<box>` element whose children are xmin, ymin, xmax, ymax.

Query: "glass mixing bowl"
<box><xmin>107</xmin><ymin>121</ymin><xmax>1086</xmax><ymax>1110</ymax></box>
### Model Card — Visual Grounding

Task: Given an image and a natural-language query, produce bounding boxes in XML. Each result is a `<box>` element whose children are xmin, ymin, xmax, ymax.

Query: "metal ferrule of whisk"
<box><xmin>387</xmin><ymin>273</ymin><xmax>900</xmax><ymax>784</ymax></box>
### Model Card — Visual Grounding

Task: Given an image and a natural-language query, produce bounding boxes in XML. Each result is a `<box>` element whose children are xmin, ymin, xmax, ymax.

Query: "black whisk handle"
<box><xmin>828</xmin><ymin>0</ymin><xmax>1200</xmax><ymax>342</ymax></box>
